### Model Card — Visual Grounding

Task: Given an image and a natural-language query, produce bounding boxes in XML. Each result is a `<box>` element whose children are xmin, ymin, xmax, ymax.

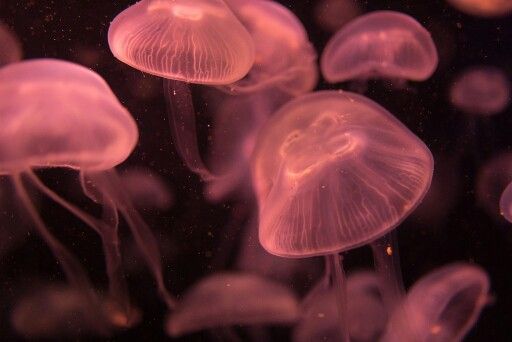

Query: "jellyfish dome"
<box><xmin>320</xmin><ymin>11</ymin><xmax>438</xmax><ymax>83</ymax></box>
<box><xmin>0</xmin><ymin>59</ymin><xmax>138</xmax><ymax>174</ymax></box>
<box><xmin>500</xmin><ymin>182</ymin><xmax>512</xmax><ymax>223</ymax></box>
<box><xmin>0</xmin><ymin>22</ymin><xmax>22</xmax><ymax>67</ymax></box>
<box><xmin>251</xmin><ymin>90</ymin><xmax>433</xmax><ymax>257</ymax></box>
<box><xmin>450</xmin><ymin>66</ymin><xmax>511</xmax><ymax>116</ymax></box>
<box><xmin>446</xmin><ymin>0</ymin><xmax>512</xmax><ymax>17</ymax></box>
<box><xmin>108</xmin><ymin>0</ymin><xmax>255</xmax><ymax>85</ymax></box>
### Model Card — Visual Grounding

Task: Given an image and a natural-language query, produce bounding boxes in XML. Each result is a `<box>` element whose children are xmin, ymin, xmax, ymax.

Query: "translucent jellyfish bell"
<box><xmin>120</xmin><ymin>167</ymin><xmax>174</xmax><ymax>210</ymax></box>
<box><xmin>0</xmin><ymin>22</ymin><xmax>22</xmax><ymax>67</ymax></box>
<box><xmin>500</xmin><ymin>182</ymin><xmax>512</xmax><ymax>223</ymax></box>
<box><xmin>320</xmin><ymin>11</ymin><xmax>438</xmax><ymax>83</ymax></box>
<box><xmin>450</xmin><ymin>66</ymin><xmax>511</xmax><ymax>116</ymax></box>
<box><xmin>446</xmin><ymin>0</ymin><xmax>512</xmax><ymax>17</ymax></box>
<box><xmin>314</xmin><ymin>0</ymin><xmax>361</xmax><ymax>33</ymax></box>
<box><xmin>252</xmin><ymin>90</ymin><xmax>434</xmax><ymax>257</ymax></box>
<box><xmin>108</xmin><ymin>0</ymin><xmax>254</xmax><ymax>85</ymax></box>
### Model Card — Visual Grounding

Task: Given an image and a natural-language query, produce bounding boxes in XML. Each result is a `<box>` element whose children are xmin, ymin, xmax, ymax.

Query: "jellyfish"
<box><xmin>220</xmin><ymin>0</ymin><xmax>318</xmax><ymax>96</ymax></box>
<box><xmin>313</xmin><ymin>0</ymin><xmax>361</xmax><ymax>33</ymax></box>
<box><xmin>381</xmin><ymin>263</ymin><xmax>490</xmax><ymax>341</ymax></box>
<box><xmin>0</xmin><ymin>22</ymin><xmax>22</xmax><ymax>67</ymax></box>
<box><xmin>108</xmin><ymin>0</ymin><xmax>255</xmax><ymax>180</ymax></box>
<box><xmin>446</xmin><ymin>0</ymin><xmax>512</xmax><ymax>17</ymax></box>
<box><xmin>119</xmin><ymin>167</ymin><xmax>174</xmax><ymax>210</ymax></box>
<box><xmin>0</xmin><ymin>58</ymin><xmax>151</xmax><ymax>327</ymax></box>
<box><xmin>252</xmin><ymin>90</ymin><xmax>433</xmax><ymax>340</ymax></box>
<box><xmin>450</xmin><ymin>66</ymin><xmax>511</xmax><ymax>116</ymax></box>
<box><xmin>166</xmin><ymin>272</ymin><xmax>300</xmax><ymax>337</ymax></box>
<box><xmin>294</xmin><ymin>271</ymin><xmax>387</xmax><ymax>342</ymax></box>
<box><xmin>320</xmin><ymin>11</ymin><xmax>438</xmax><ymax>85</ymax></box>
<box><xmin>500</xmin><ymin>182</ymin><xmax>512</xmax><ymax>223</ymax></box>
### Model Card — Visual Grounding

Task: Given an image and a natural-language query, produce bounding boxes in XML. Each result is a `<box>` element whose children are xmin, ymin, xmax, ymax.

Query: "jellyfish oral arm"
<box><xmin>326</xmin><ymin>254</ymin><xmax>350</xmax><ymax>342</ymax></box>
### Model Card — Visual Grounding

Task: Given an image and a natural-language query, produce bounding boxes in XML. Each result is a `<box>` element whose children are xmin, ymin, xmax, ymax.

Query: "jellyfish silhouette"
<box><xmin>314</xmin><ymin>0</ymin><xmax>361</xmax><ymax>33</ymax></box>
<box><xmin>381</xmin><ymin>263</ymin><xmax>490</xmax><ymax>341</ymax></box>
<box><xmin>252</xmin><ymin>90</ymin><xmax>433</xmax><ymax>340</ymax></box>
<box><xmin>446</xmin><ymin>0</ymin><xmax>512</xmax><ymax>17</ymax></box>
<box><xmin>119</xmin><ymin>167</ymin><xmax>174</xmax><ymax>210</ymax></box>
<box><xmin>0</xmin><ymin>22</ymin><xmax>22</xmax><ymax>67</ymax></box>
<box><xmin>321</xmin><ymin>11</ymin><xmax>438</xmax><ymax>85</ymax></box>
<box><xmin>108</xmin><ymin>0</ymin><xmax>255</xmax><ymax>180</ymax></box>
<box><xmin>500</xmin><ymin>181</ymin><xmax>512</xmax><ymax>223</ymax></box>
<box><xmin>450</xmin><ymin>66</ymin><xmax>511</xmax><ymax>116</ymax></box>
<box><xmin>220</xmin><ymin>0</ymin><xmax>318</xmax><ymax>95</ymax></box>
<box><xmin>166</xmin><ymin>272</ymin><xmax>299</xmax><ymax>337</ymax></box>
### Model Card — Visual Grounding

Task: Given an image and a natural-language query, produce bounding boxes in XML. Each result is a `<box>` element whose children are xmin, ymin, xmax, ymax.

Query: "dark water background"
<box><xmin>1</xmin><ymin>0</ymin><xmax>512</xmax><ymax>340</ymax></box>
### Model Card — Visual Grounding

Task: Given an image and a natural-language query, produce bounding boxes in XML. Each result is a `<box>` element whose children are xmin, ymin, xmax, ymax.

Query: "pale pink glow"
<box><xmin>120</xmin><ymin>167</ymin><xmax>174</xmax><ymax>210</ymax></box>
<box><xmin>500</xmin><ymin>182</ymin><xmax>512</xmax><ymax>223</ymax></box>
<box><xmin>314</xmin><ymin>0</ymin><xmax>361</xmax><ymax>33</ymax></box>
<box><xmin>165</xmin><ymin>273</ymin><xmax>300</xmax><ymax>336</ymax></box>
<box><xmin>108</xmin><ymin>0</ymin><xmax>255</xmax><ymax>85</ymax></box>
<box><xmin>321</xmin><ymin>11</ymin><xmax>438</xmax><ymax>83</ymax></box>
<box><xmin>446</xmin><ymin>0</ymin><xmax>512</xmax><ymax>17</ymax></box>
<box><xmin>294</xmin><ymin>271</ymin><xmax>387</xmax><ymax>342</ymax></box>
<box><xmin>252</xmin><ymin>91</ymin><xmax>433</xmax><ymax>257</ymax></box>
<box><xmin>450</xmin><ymin>66</ymin><xmax>511</xmax><ymax>116</ymax></box>
<box><xmin>222</xmin><ymin>0</ymin><xmax>318</xmax><ymax>95</ymax></box>
<box><xmin>382</xmin><ymin>263</ymin><xmax>490</xmax><ymax>342</ymax></box>
<box><xmin>0</xmin><ymin>59</ymin><xmax>138</xmax><ymax>174</ymax></box>
<box><xmin>0</xmin><ymin>23</ymin><xmax>22</xmax><ymax>67</ymax></box>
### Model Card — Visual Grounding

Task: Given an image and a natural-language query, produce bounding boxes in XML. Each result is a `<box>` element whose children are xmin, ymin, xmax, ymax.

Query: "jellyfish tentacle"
<box><xmin>164</xmin><ymin>78</ymin><xmax>216</xmax><ymax>182</ymax></box>
<box><xmin>326</xmin><ymin>254</ymin><xmax>350</xmax><ymax>342</ymax></box>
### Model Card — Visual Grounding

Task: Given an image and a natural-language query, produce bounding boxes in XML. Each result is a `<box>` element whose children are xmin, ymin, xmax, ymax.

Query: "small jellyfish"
<box><xmin>313</xmin><ymin>0</ymin><xmax>361</xmax><ymax>33</ymax></box>
<box><xmin>446</xmin><ymin>0</ymin><xmax>512</xmax><ymax>17</ymax></box>
<box><xmin>0</xmin><ymin>22</ymin><xmax>22</xmax><ymax>67</ymax></box>
<box><xmin>108</xmin><ymin>0</ymin><xmax>255</xmax><ymax>180</ymax></box>
<box><xmin>166</xmin><ymin>273</ymin><xmax>300</xmax><ymax>337</ymax></box>
<box><xmin>500</xmin><ymin>182</ymin><xmax>512</xmax><ymax>223</ymax></box>
<box><xmin>252</xmin><ymin>90</ymin><xmax>433</xmax><ymax>340</ymax></box>
<box><xmin>381</xmin><ymin>263</ymin><xmax>490</xmax><ymax>341</ymax></box>
<box><xmin>321</xmin><ymin>11</ymin><xmax>438</xmax><ymax>84</ymax></box>
<box><xmin>450</xmin><ymin>66</ymin><xmax>511</xmax><ymax>116</ymax></box>
<box><xmin>220</xmin><ymin>0</ymin><xmax>318</xmax><ymax>95</ymax></box>
<box><xmin>119</xmin><ymin>167</ymin><xmax>174</xmax><ymax>210</ymax></box>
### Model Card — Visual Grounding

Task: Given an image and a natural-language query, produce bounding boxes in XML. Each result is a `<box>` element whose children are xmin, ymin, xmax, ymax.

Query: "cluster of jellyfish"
<box><xmin>0</xmin><ymin>0</ymin><xmax>511</xmax><ymax>340</ymax></box>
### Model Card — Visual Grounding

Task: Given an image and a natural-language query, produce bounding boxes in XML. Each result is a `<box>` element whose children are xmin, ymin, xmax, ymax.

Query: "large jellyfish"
<box><xmin>108</xmin><ymin>0</ymin><xmax>255</xmax><ymax>180</ymax></box>
<box><xmin>252</xmin><ymin>90</ymin><xmax>433</xmax><ymax>340</ymax></box>
<box><xmin>0</xmin><ymin>22</ymin><xmax>22</xmax><ymax>67</ymax></box>
<box><xmin>321</xmin><ymin>11</ymin><xmax>438</xmax><ymax>84</ymax></box>
<box><xmin>446</xmin><ymin>0</ymin><xmax>512</xmax><ymax>17</ymax></box>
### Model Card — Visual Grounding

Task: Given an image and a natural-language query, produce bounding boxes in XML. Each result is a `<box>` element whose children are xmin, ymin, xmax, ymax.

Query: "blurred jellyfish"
<box><xmin>221</xmin><ymin>0</ymin><xmax>318</xmax><ymax>96</ymax></box>
<box><xmin>0</xmin><ymin>59</ymin><xmax>145</xmax><ymax>327</ymax></box>
<box><xmin>314</xmin><ymin>0</ymin><xmax>361</xmax><ymax>33</ymax></box>
<box><xmin>500</xmin><ymin>182</ymin><xmax>512</xmax><ymax>223</ymax></box>
<box><xmin>108</xmin><ymin>0</ymin><xmax>255</xmax><ymax>180</ymax></box>
<box><xmin>252</xmin><ymin>90</ymin><xmax>433</xmax><ymax>340</ymax></box>
<box><xmin>450</xmin><ymin>66</ymin><xmax>511</xmax><ymax>116</ymax></box>
<box><xmin>120</xmin><ymin>167</ymin><xmax>174</xmax><ymax>210</ymax></box>
<box><xmin>166</xmin><ymin>273</ymin><xmax>300</xmax><ymax>337</ymax></box>
<box><xmin>294</xmin><ymin>271</ymin><xmax>387</xmax><ymax>342</ymax></box>
<box><xmin>382</xmin><ymin>263</ymin><xmax>490</xmax><ymax>341</ymax></box>
<box><xmin>0</xmin><ymin>22</ymin><xmax>22</xmax><ymax>67</ymax></box>
<box><xmin>321</xmin><ymin>11</ymin><xmax>438</xmax><ymax>84</ymax></box>
<box><xmin>476</xmin><ymin>153</ymin><xmax>512</xmax><ymax>222</ymax></box>
<box><xmin>446</xmin><ymin>0</ymin><xmax>512</xmax><ymax>17</ymax></box>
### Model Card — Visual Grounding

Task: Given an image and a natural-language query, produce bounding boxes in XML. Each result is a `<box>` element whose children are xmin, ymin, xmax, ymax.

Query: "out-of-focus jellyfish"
<box><xmin>450</xmin><ymin>66</ymin><xmax>511</xmax><ymax>116</ymax></box>
<box><xmin>382</xmin><ymin>263</ymin><xmax>490</xmax><ymax>341</ymax></box>
<box><xmin>108</xmin><ymin>0</ymin><xmax>255</xmax><ymax>180</ymax></box>
<box><xmin>119</xmin><ymin>167</ymin><xmax>174</xmax><ymax>210</ymax></box>
<box><xmin>320</xmin><ymin>11</ymin><xmax>438</xmax><ymax>84</ymax></box>
<box><xmin>314</xmin><ymin>0</ymin><xmax>361</xmax><ymax>33</ymax></box>
<box><xmin>294</xmin><ymin>271</ymin><xmax>387</xmax><ymax>342</ymax></box>
<box><xmin>221</xmin><ymin>0</ymin><xmax>318</xmax><ymax>96</ymax></box>
<box><xmin>446</xmin><ymin>0</ymin><xmax>512</xmax><ymax>17</ymax></box>
<box><xmin>166</xmin><ymin>273</ymin><xmax>300</xmax><ymax>337</ymax></box>
<box><xmin>500</xmin><ymin>182</ymin><xmax>512</xmax><ymax>223</ymax></box>
<box><xmin>0</xmin><ymin>22</ymin><xmax>22</xmax><ymax>67</ymax></box>
<box><xmin>0</xmin><ymin>59</ymin><xmax>143</xmax><ymax>328</ymax></box>
<box><xmin>252</xmin><ymin>90</ymin><xmax>433</xmax><ymax>340</ymax></box>
<box><xmin>476</xmin><ymin>153</ymin><xmax>512</xmax><ymax>222</ymax></box>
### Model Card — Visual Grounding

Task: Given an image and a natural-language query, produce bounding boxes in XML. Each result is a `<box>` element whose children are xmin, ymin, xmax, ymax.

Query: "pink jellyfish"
<box><xmin>0</xmin><ymin>58</ymin><xmax>147</xmax><ymax>328</ymax></box>
<box><xmin>0</xmin><ymin>22</ymin><xmax>22</xmax><ymax>67</ymax></box>
<box><xmin>450</xmin><ymin>66</ymin><xmax>511</xmax><ymax>116</ymax></box>
<box><xmin>221</xmin><ymin>0</ymin><xmax>318</xmax><ymax>96</ymax></box>
<box><xmin>321</xmin><ymin>11</ymin><xmax>438</xmax><ymax>84</ymax></box>
<box><xmin>166</xmin><ymin>272</ymin><xmax>299</xmax><ymax>337</ymax></box>
<box><xmin>500</xmin><ymin>181</ymin><xmax>512</xmax><ymax>223</ymax></box>
<box><xmin>252</xmin><ymin>90</ymin><xmax>433</xmax><ymax>340</ymax></box>
<box><xmin>382</xmin><ymin>263</ymin><xmax>490</xmax><ymax>341</ymax></box>
<box><xmin>108</xmin><ymin>0</ymin><xmax>255</xmax><ymax>180</ymax></box>
<box><xmin>119</xmin><ymin>167</ymin><xmax>174</xmax><ymax>210</ymax></box>
<box><xmin>446</xmin><ymin>0</ymin><xmax>512</xmax><ymax>17</ymax></box>
<box><xmin>314</xmin><ymin>0</ymin><xmax>361</xmax><ymax>33</ymax></box>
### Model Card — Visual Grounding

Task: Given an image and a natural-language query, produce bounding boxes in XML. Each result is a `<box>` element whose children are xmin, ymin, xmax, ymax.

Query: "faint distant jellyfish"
<box><xmin>500</xmin><ymin>182</ymin><xmax>512</xmax><ymax>223</ymax></box>
<box><xmin>382</xmin><ymin>263</ymin><xmax>490</xmax><ymax>341</ymax></box>
<box><xmin>120</xmin><ymin>167</ymin><xmax>174</xmax><ymax>210</ymax></box>
<box><xmin>166</xmin><ymin>273</ymin><xmax>299</xmax><ymax>337</ymax></box>
<box><xmin>313</xmin><ymin>0</ymin><xmax>361</xmax><ymax>33</ymax></box>
<box><xmin>221</xmin><ymin>0</ymin><xmax>318</xmax><ymax>96</ymax></box>
<box><xmin>446</xmin><ymin>0</ymin><xmax>512</xmax><ymax>17</ymax></box>
<box><xmin>450</xmin><ymin>66</ymin><xmax>511</xmax><ymax>116</ymax></box>
<box><xmin>0</xmin><ymin>59</ymin><xmax>142</xmax><ymax>328</ymax></box>
<box><xmin>108</xmin><ymin>0</ymin><xmax>255</xmax><ymax>180</ymax></box>
<box><xmin>252</xmin><ymin>91</ymin><xmax>433</xmax><ymax>340</ymax></box>
<box><xmin>0</xmin><ymin>23</ymin><xmax>22</xmax><ymax>67</ymax></box>
<box><xmin>321</xmin><ymin>11</ymin><xmax>438</xmax><ymax>84</ymax></box>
